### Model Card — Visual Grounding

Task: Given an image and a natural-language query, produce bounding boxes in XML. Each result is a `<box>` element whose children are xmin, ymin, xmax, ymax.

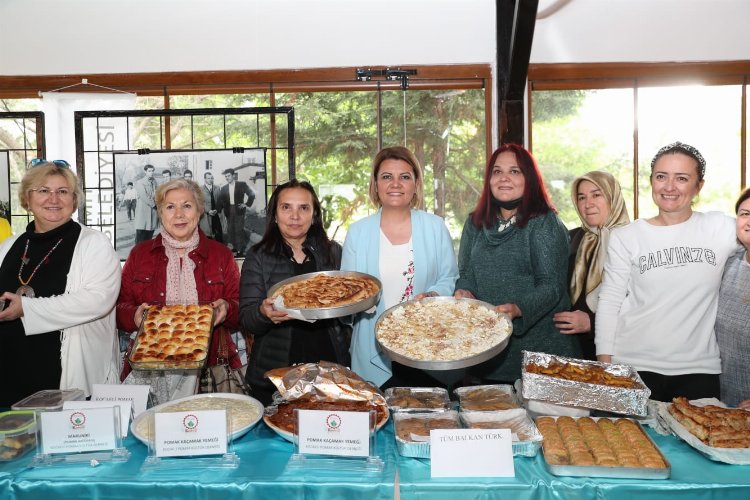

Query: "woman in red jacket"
<box><xmin>116</xmin><ymin>178</ymin><xmax>241</xmax><ymax>403</ymax></box>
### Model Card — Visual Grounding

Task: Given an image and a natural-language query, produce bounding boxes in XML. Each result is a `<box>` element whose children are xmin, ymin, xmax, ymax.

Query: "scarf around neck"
<box><xmin>160</xmin><ymin>227</ymin><xmax>200</xmax><ymax>305</ymax></box>
<box><xmin>570</xmin><ymin>171</ymin><xmax>630</xmax><ymax>311</ymax></box>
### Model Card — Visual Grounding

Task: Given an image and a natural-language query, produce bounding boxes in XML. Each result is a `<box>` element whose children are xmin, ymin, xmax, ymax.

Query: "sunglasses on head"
<box><xmin>29</xmin><ymin>158</ymin><xmax>71</xmax><ymax>169</ymax></box>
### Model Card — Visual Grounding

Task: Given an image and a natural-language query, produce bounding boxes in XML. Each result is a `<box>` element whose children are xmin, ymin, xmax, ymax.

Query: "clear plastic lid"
<box><xmin>11</xmin><ymin>389</ymin><xmax>86</xmax><ymax>411</ymax></box>
<box><xmin>0</xmin><ymin>411</ymin><xmax>36</xmax><ymax>435</ymax></box>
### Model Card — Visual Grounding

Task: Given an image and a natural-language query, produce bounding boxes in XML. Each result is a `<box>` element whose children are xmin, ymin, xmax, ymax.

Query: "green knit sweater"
<box><xmin>456</xmin><ymin>211</ymin><xmax>582</xmax><ymax>382</ymax></box>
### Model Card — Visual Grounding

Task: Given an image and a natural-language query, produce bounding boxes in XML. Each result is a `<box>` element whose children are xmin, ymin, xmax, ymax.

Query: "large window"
<box><xmin>529</xmin><ymin>62</ymin><xmax>750</xmax><ymax>226</ymax></box>
<box><xmin>0</xmin><ymin>66</ymin><xmax>491</xmax><ymax>245</ymax></box>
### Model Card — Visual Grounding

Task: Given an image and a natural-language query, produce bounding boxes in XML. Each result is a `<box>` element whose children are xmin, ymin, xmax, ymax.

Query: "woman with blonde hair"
<box><xmin>342</xmin><ymin>146</ymin><xmax>458</xmax><ymax>387</ymax></box>
<box><xmin>0</xmin><ymin>159</ymin><xmax>121</xmax><ymax>406</ymax></box>
<box><xmin>553</xmin><ymin>171</ymin><xmax>630</xmax><ymax>360</ymax></box>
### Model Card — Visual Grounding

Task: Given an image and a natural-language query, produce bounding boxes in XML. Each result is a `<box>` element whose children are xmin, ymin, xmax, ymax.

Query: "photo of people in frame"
<box><xmin>113</xmin><ymin>149</ymin><xmax>267</xmax><ymax>260</ymax></box>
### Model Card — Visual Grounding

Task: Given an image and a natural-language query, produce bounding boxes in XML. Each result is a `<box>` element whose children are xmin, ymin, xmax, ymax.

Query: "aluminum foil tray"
<box><xmin>459</xmin><ymin>408</ymin><xmax>542</xmax><ymax>457</ymax></box>
<box><xmin>267</xmin><ymin>271</ymin><xmax>382</xmax><ymax>320</ymax></box>
<box><xmin>538</xmin><ymin>416</ymin><xmax>671</xmax><ymax>479</ymax></box>
<box><xmin>393</xmin><ymin>410</ymin><xmax>461</xmax><ymax>458</ymax></box>
<box><xmin>521</xmin><ymin>351</ymin><xmax>650</xmax><ymax>416</ymax></box>
<box><xmin>455</xmin><ymin>384</ymin><xmax>521</xmax><ymax>411</ymax></box>
<box><xmin>375</xmin><ymin>297</ymin><xmax>512</xmax><ymax>371</ymax></box>
<box><xmin>384</xmin><ymin>387</ymin><xmax>451</xmax><ymax>412</ymax></box>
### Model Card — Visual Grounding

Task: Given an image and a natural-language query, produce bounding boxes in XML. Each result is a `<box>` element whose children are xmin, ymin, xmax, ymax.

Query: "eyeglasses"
<box><xmin>30</xmin><ymin>187</ymin><xmax>73</xmax><ymax>199</ymax></box>
<box><xmin>29</xmin><ymin>158</ymin><xmax>71</xmax><ymax>169</ymax></box>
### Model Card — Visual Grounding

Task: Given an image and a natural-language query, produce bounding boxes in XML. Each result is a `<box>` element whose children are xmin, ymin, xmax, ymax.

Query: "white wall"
<box><xmin>532</xmin><ymin>0</ymin><xmax>750</xmax><ymax>63</ymax></box>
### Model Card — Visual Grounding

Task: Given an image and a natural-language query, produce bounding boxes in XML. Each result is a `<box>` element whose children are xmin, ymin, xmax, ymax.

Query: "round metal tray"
<box><xmin>375</xmin><ymin>296</ymin><xmax>512</xmax><ymax>371</ymax></box>
<box><xmin>267</xmin><ymin>270</ymin><xmax>382</xmax><ymax>320</ymax></box>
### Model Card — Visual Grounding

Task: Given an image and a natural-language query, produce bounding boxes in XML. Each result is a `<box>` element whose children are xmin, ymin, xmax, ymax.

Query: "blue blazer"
<box><xmin>341</xmin><ymin>209</ymin><xmax>458</xmax><ymax>386</ymax></box>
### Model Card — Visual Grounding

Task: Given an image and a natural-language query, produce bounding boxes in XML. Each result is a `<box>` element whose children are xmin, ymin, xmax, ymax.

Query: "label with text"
<box><xmin>297</xmin><ymin>409</ymin><xmax>370</xmax><ymax>457</ymax></box>
<box><xmin>154</xmin><ymin>410</ymin><xmax>227</xmax><ymax>458</ymax></box>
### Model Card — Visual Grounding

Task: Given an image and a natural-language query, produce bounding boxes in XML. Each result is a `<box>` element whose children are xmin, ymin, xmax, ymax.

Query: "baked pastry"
<box><xmin>130</xmin><ymin>304</ymin><xmax>213</xmax><ymax>367</ymax></box>
<box><xmin>272</xmin><ymin>273</ymin><xmax>379</xmax><ymax>309</ymax></box>
<box><xmin>376</xmin><ymin>300</ymin><xmax>512</xmax><ymax>362</ymax></box>
<box><xmin>386</xmin><ymin>387</ymin><xmax>449</xmax><ymax>410</ymax></box>
<box><xmin>525</xmin><ymin>360</ymin><xmax>641</xmax><ymax>389</ymax></box>
<box><xmin>668</xmin><ymin>397</ymin><xmax>750</xmax><ymax>448</ymax></box>
<box><xmin>396</xmin><ymin>415</ymin><xmax>461</xmax><ymax>442</ymax></box>
<box><xmin>536</xmin><ymin>417</ymin><xmax>666</xmax><ymax>468</ymax></box>
<box><xmin>457</xmin><ymin>385</ymin><xmax>520</xmax><ymax>411</ymax></box>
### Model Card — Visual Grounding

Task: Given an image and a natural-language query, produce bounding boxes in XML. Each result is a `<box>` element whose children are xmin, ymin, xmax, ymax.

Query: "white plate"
<box><xmin>131</xmin><ymin>393</ymin><xmax>264</xmax><ymax>445</ymax></box>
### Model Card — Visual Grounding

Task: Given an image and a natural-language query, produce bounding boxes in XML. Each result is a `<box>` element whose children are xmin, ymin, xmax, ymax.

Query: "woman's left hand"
<box><xmin>414</xmin><ymin>291</ymin><xmax>438</xmax><ymax>300</ymax></box>
<box><xmin>211</xmin><ymin>299</ymin><xmax>229</xmax><ymax>326</ymax></box>
<box><xmin>0</xmin><ymin>292</ymin><xmax>23</xmax><ymax>321</ymax></box>
<box><xmin>738</xmin><ymin>399</ymin><xmax>750</xmax><ymax>410</ymax></box>
<box><xmin>495</xmin><ymin>303</ymin><xmax>521</xmax><ymax>320</ymax></box>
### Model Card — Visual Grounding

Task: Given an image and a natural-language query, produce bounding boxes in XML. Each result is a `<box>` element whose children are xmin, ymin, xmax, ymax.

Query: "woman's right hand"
<box><xmin>133</xmin><ymin>303</ymin><xmax>149</xmax><ymax>328</ymax></box>
<box><xmin>260</xmin><ymin>297</ymin><xmax>290</xmax><ymax>324</ymax></box>
<box><xmin>597</xmin><ymin>354</ymin><xmax>613</xmax><ymax>363</ymax></box>
<box><xmin>553</xmin><ymin>310</ymin><xmax>591</xmax><ymax>334</ymax></box>
<box><xmin>454</xmin><ymin>289</ymin><xmax>476</xmax><ymax>300</ymax></box>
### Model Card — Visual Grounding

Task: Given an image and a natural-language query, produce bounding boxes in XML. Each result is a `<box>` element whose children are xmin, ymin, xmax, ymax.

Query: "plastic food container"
<box><xmin>129</xmin><ymin>303</ymin><xmax>214</xmax><ymax>370</ymax></box>
<box><xmin>12</xmin><ymin>389</ymin><xmax>86</xmax><ymax>411</ymax></box>
<box><xmin>385</xmin><ymin>387</ymin><xmax>452</xmax><ymax>412</ymax></box>
<box><xmin>0</xmin><ymin>410</ymin><xmax>37</xmax><ymax>461</ymax></box>
<box><xmin>455</xmin><ymin>384</ymin><xmax>521</xmax><ymax>411</ymax></box>
<box><xmin>393</xmin><ymin>410</ymin><xmax>461</xmax><ymax>458</ymax></box>
<box><xmin>459</xmin><ymin>408</ymin><xmax>543</xmax><ymax>457</ymax></box>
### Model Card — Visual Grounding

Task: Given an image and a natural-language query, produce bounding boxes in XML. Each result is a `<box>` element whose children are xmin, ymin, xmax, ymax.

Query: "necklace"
<box><xmin>17</xmin><ymin>237</ymin><xmax>63</xmax><ymax>297</ymax></box>
<box><xmin>497</xmin><ymin>214</ymin><xmax>516</xmax><ymax>232</ymax></box>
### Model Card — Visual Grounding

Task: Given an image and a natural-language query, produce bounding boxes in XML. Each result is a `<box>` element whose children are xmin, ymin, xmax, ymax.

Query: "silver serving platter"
<box><xmin>267</xmin><ymin>270</ymin><xmax>382</xmax><ymax>320</ymax></box>
<box><xmin>375</xmin><ymin>297</ymin><xmax>513</xmax><ymax>371</ymax></box>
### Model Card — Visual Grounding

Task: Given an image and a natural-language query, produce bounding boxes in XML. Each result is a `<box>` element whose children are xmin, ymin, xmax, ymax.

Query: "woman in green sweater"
<box><xmin>455</xmin><ymin>144</ymin><xmax>582</xmax><ymax>383</ymax></box>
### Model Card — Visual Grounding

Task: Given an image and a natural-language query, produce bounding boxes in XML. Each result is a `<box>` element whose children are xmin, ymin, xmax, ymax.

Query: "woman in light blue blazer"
<box><xmin>342</xmin><ymin>146</ymin><xmax>458</xmax><ymax>388</ymax></box>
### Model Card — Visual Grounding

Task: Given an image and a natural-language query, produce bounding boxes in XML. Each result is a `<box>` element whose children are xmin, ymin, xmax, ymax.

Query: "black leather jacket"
<box><xmin>239</xmin><ymin>237</ymin><xmax>351</xmax><ymax>396</ymax></box>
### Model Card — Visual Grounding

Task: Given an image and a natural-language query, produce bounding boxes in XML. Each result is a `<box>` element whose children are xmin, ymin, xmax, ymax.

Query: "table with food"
<box><xmin>1</xmin><ymin>278</ymin><xmax>749</xmax><ymax>500</ymax></box>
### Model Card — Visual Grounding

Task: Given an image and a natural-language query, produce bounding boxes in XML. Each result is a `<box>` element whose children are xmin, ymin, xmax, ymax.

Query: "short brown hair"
<box><xmin>155</xmin><ymin>178</ymin><xmax>205</xmax><ymax>217</ymax></box>
<box><xmin>368</xmin><ymin>146</ymin><xmax>424</xmax><ymax>209</ymax></box>
<box><xmin>19</xmin><ymin>162</ymin><xmax>82</xmax><ymax>211</ymax></box>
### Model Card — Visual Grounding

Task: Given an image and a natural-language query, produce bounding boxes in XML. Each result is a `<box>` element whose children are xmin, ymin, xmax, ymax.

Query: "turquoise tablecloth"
<box><xmin>0</xmin><ymin>420</ymin><xmax>398</xmax><ymax>500</ymax></box>
<box><xmin>397</xmin><ymin>429</ymin><xmax>750</xmax><ymax>499</ymax></box>
<box><xmin>3</xmin><ymin>421</ymin><xmax>750</xmax><ymax>499</ymax></box>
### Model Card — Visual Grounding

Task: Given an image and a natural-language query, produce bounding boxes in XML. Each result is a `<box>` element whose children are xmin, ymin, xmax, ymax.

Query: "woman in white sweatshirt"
<box><xmin>595</xmin><ymin>142</ymin><xmax>737</xmax><ymax>402</ymax></box>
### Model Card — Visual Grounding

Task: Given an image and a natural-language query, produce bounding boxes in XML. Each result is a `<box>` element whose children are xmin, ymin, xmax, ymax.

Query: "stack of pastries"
<box><xmin>668</xmin><ymin>397</ymin><xmax>750</xmax><ymax>448</ymax></box>
<box><xmin>537</xmin><ymin>416</ymin><xmax>666</xmax><ymax>468</ymax></box>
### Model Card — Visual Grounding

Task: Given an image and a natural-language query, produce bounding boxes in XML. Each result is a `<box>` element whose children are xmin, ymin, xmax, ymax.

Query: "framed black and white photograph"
<box><xmin>113</xmin><ymin>148</ymin><xmax>267</xmax><ymax>260</ymax></box>
<box><xmin>0</xmin><ymin>151</ymin><xmax>10</xmax><ymax>222</ymax></box>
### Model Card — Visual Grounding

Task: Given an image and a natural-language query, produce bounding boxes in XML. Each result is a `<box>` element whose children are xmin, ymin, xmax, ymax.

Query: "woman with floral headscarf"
<box><xmin>554</xmin><ymin>171</ymin><xmax>630</xmax><ymax>360</ymax></box>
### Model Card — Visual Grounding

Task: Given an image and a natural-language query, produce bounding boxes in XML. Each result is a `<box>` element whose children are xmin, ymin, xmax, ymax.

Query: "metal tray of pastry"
<box><xmin>393</xmin><ymin>410</ymin><xmax>461</xmax><ymax>458</ymax></box>
<box><xmin>267</xmin><ymin>271</ymin><xmax>382</xmax><ymax>320</ymax></box>
<box><xmin>455</xmin><ymin>384</ymin><xmax>521</xmax><ymax>411</ymax></box>
<box><xmin>375</xmin><ymin>297</ymin><xmax>513</xmax><ymax>371</ymax></box>
<box><xmin>384</xmin><ymin>387</ymin><xmax>452</xmax><ymax>412</ymax></box>
<box><xmin>129</xmin><ymin>303</ymin><xmax>214</xmax><ymax>370</ymax></box>
<box><xmin>522</xmin><ymin>351</ymin><xmax>650</xmax><ymax>416</ymax></box>
<box><xmin>459</xmin><ymin>408</ymin><xmax>542</xmax><ymax>457</ymax></box>
<box><xmin>537</xmin><ymin>416</ymin><xmax>671</xmax><ymax>479</ymax></box>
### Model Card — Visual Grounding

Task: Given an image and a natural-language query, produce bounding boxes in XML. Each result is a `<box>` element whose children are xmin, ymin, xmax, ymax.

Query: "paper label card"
<box><xmin>297</xmin><ymin>409</ymin><xmax>370</xmax><ymax>457</ymax></box>
<box><xmin>91</xmin><ymin>384</ymin><xmax>150</xmax><ymax>418</ymax></box>
<box><xmin>430</xmin><ymin>428</ymin><xmax>515</xmax><ymax>478</ymax></box>
<box><xmin>153</xmin><ymin>410</ymin><xmax>227</xmax><ymax>458</ymax></box>
<box><xmin>63</xmin><ymin>400</ymin><xmax>132</xmax><ymax>437</ymax></box>
<box><xmin>40</xmin><ymin>408</ymin><xmax>118</xmax><ymax>454</ymax></box>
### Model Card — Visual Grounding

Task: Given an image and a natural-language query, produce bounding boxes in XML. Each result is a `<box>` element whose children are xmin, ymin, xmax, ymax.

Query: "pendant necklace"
<box><xmin>497</xmin><ymin>214</ymin><xmax>516</xmax><ymax>232</ymax></box>
<box><xmin>17</xmin><ymin>237</ymin><xmax>63</xmax><ymax>297</ymax></box>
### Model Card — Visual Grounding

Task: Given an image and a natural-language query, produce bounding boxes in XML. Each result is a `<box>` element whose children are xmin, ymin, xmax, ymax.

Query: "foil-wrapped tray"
<box><xmin>385</xmin><ymin>387</ymin><xmax>452</xmax><ymax>412</ymax></box>
<box><xmin>537</xmin><ymin>416</ymin><xmax>671</xmax><ymax>479</ymax></box>
<box><xmin>454</xmin><ymin>384</ymin><xmax>521</xmax><ymax>411</ymax></box>
<box><xmin>267</xmin><ymin>271</ymin><xmax>382</xmax><ymax>320</ymax></box>
<box><xmin>375</xmin><ymin>297</ymin><xmax>513</xmax><ymax>371</ymax></box>
<box><xmin>393</xmin><ymin>410</ymin><xmax>461</xmax><ymax>458</ymax></box>
<box><xmin>521</xmin><ymin>351</ymin><xmax>650</xmax><ymax>416</ymax></box>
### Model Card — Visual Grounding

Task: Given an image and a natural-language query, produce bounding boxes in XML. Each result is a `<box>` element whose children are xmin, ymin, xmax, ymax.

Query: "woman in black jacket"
<box><xmin>239</xmin><ymin>179</ymin><xmax>350</xmax><ymax>404</ymax></box>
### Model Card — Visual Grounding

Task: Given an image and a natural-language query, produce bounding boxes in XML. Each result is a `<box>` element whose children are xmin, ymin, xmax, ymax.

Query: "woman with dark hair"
<box><xmin>342</xmin><ymin>146</ymin><xmax>458</xmax><ymax>388</ymax></box>
<box><xmin>716</xmin><ymin>188</ymin><xmax>750</xmax><ymax>409</ymax></box>
<box><xmin>597</xmin><ymin>142</ymin><xmax>736</xmax><ymax>402</ymax></box>
<box><xmin>239</xmin><ymin>179</ymin><xmax>350</xmax><ymax>404</ymax></box>
<box><xmin>454</xmin><ymin>144</ymin><xmax>580</xmax><ymax>383</ymax></box>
